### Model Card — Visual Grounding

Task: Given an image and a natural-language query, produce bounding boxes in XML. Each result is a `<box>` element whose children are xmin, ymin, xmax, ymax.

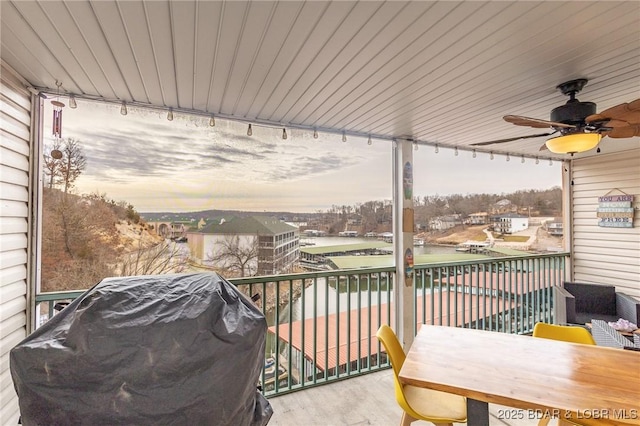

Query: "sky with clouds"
<box><xmin>43</xmin><ymin>99</ymin><xmax>561</xmax><ymax>213</ymax></box>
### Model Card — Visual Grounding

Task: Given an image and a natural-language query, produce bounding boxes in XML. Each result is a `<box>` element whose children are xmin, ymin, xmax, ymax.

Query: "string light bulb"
<box><xmin>490</xmin><ymin>152</ymin><xmax>494</xmax><ymax>160</ymax></box>
<box><xmin>549</xmin><ymin>159</ymin><xmax>553</xmax><ymax>166</ymax></box>
<box><xmin>367</xmin><ymin>135</ymin><xmax>372</xmax><ymax>145</ymax></box>
<box><xmin>506</xmin><ymin>153</ymin><xmax>510</xmax><ymax>162</ymax></box>
<box><xmin>435</xmin><ymin>144</ymin><xmax>439</xmax><ymax>154</ymax></box>
<box><xmin>167</xmin><ymin>108</ymin><xmax>174</xmax><ymax>121</ymax></box>
<box><xmin>313</xmin><ymin>129</ymin><xmax>318</xmax><ymax>139</ymax></box>
<box><xmin>535</xmin><ymin>157</ymin><xmax>539</xmax><ymax>164</ymax></box>
<box><xmin>472</xmin><ymin>149</ymin><xmax>477</xmax><ymax>158</ymax></box>
<box><xmin>120</xmin><ymin>101</ymin><xmax>128</xmax><ymax>115</ymax></box>
<box><xmin>414</xmin><ymin>140</ymin><xmax>418</xmax><ymax>151</ymax></box>
<box><xmin>282</xmin><ymin>128</ymin><xmax>287</xmax><ymax>140</ymax></box>
<box><xmin>209</xmin><ymin>115</ymin><xmax>215</xmax><ymax>127</ymax></box>
<box><xmin>69</xmin><ymin>95</ymin><xmax>77</xmax><ymax>109</ymax></box>
<box><xmin>521</xmin><ymin>155</ymin><xmax>525</xmax><ymax>163</ymax></box>
<box><xmin>454</xmin><ymin>147</ymin><xmax>458</xmax><ymax>156</ymax></box>
<box><xmin>342</xmin><ymin>132</ymin><xmax>347</xmax><ymax>142</ymax></box>
<box><xmin>247</xmin><ymin>123</ymin><xmax>253</xmax><ymax>136</ymax></box>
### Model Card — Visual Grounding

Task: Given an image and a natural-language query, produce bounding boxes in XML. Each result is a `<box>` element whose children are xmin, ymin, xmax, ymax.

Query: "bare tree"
<box><xmin>43</xmin><ymin>139</ymin><xmax>64</xmax><ymax>189</ymax></box>
<box><xmin>118</xmin><ymin>239</ymin><xmax>188</xmax><ymax>276</ymax></box>
<box><xmin>58</xmin><ymin>138</ymin><xmax>86</xmax><ymax>193</ymax></box>
<box><xmin>207</xmin><ymin>234</ymin><xmax>258</xmax><ymax>277</ymax></box>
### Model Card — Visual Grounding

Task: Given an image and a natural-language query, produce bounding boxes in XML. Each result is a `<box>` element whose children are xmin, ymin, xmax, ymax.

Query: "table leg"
<box><xmin>467</xmin><ymin>398</ymin><xmax>489</xmax><ymax>426</ymax></box>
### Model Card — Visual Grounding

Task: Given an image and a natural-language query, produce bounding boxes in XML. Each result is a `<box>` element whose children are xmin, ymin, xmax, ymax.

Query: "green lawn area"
<box><xmin>491</xmin><ymin>233</ymin><xmax>530</xmax><ymax>243</ymax></box>
<box><xmin>500</xmin><ymin>235</ymin><xmax>530</xmax><ymax>243</ymax></box>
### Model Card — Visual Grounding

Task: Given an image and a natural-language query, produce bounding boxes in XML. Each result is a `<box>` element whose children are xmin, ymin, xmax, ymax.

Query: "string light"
<box><xmin>472</xmin><ymin>149</ymin><xmax>477</xmax><ymax>158</ymax></box>
<box><xmin>414</xmin><ymin>140</ymin><xmax>418</xmax><ymax>151</ymax></box>
<box><xmin>342</xmin><ymin>132</ymin><xmax>347</xmax><ymax>142</ymax></box>
<box><xmin>120</xmin><ymin>101</ymin><xmax>128</xmax><ymax>116</ymax></box>
<box><xmin>209</xmin><ymin>115</ymin><xmax>215</xmax><ymax>127</ymax></box>
<box><xmin>69</xmin><ymin>95</ymin><xmax>77</xmax><ymax>109</ymax></box>
<box><xmin>454</xmin><ymin>147</ymin><xmax>458</xmax><ymax>156</ymax></box>
<box><xmin>313</xmin><ymin>129</ymin><xmax>318</xmax><ymax>139</ymax></box>
<box><xmin>282</xmin><ymin>128</ymin><xmax>287</xmax><ymax>140</ymax></box>
<box><xmin>490</xmin><ymin>152</ymin><xmax>494</xmax><ymax>160</ymax></box>
<box><xmin>521</xmin><ymin>155</ymin><xmax>525</xmax><ymax>163</ymax></box>
<box><xmin>167</xmin><ymin>108</ymin><xmax>174</xmax><ymax>121</ymax></box>
<box><xmin>247</xmin><ymin>124</ymin><xmax>253</xmax><ymax>136</ymax></box>
<box><xmin>435</xmin><ymin>144</ymin><xmax>439</xmax><ymax>154</ymax></box>
<box><xmin>535</xmin><ymin>157</ymin><xmax>539</xmax><ymax>164</ymax></box>
<box><xmin>549</xmin><ymin>158</ymin><xmax>553</xmax><ymax>166</ymax></box>
<box><xmin>506</xmin><ymin>153</ymin><xmax>510</xmax><ymax>162</ymax></box>
<box><xmin>367</xmin><ymin>135</ymin><xmax>372</xmax><ymax>145</ymax></box>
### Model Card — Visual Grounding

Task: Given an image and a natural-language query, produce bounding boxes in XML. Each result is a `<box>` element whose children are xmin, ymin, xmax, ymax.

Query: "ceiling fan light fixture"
<box><xmin>545</xmin><ymin>133</ymin><xmax>601</xmax><ymax>154</ymax></box>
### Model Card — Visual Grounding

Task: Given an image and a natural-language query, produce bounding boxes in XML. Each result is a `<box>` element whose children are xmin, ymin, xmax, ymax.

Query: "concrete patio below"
<box><xmin>267</xmin><ymin>369</ymin><xmax>547</xmax><ymax>425</ymax></box>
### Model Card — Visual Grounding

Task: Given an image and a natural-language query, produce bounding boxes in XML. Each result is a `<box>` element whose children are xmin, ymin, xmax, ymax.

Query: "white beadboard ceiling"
<box><xmin>1</xmin><ymin>0</ymin><xmax>639</xmax><ymax>159</ymax></box>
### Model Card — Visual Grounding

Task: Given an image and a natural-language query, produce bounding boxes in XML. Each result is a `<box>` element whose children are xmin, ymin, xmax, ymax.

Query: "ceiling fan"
<box><xmin>471</xmin><ymin>79</ymin><xmax>640</xmax><ymax>154</ymax></box>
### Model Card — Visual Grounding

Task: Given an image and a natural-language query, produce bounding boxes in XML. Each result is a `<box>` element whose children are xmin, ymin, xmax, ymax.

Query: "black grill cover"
<box><xmin>11</xmin><ymin>273</ymin><xmax>273</xmax><ymax>425</ymax></box>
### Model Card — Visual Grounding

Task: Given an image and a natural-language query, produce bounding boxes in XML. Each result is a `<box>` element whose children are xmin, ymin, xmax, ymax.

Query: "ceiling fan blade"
<box><xmin>504</xmin><ymin>115</ymin><xmax>575</xmax><ymax>129</ymax></box>
<box><xmin>603</xmin><ymin>124</ymin><xmax>640</xmax><ymax>138</ymax></box>
<box><xmin>586</xmin><ymin>99</ymin><xmax>640</xmax><ymax>125</ymax></box>
<box><xmin>471</xmin><ymin>131</ymin><xmax>557</xmax><ymax>147</ymax></box>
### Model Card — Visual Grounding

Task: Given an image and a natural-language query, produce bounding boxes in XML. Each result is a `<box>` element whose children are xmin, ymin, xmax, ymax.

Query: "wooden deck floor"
<box><xmin>267</xmin><ymin>369</ymin><xmax>549</xmax><ymax>425</ymax></box>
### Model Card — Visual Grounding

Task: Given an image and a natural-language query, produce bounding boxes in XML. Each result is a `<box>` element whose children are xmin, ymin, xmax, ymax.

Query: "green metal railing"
<box><xmin>34</xmin><ymin>252</ymin><xmax>568</xmax><ymax>397</ymax></box>
<box><xmin>413</xmin><ymin>253</ymin><xmax>565</xmax><ymax>336</ymax></box>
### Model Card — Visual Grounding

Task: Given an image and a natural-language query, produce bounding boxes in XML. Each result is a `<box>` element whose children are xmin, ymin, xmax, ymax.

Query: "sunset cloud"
<box><xmin>43</xmin><ymin>99</ymin><xmax>560</xmax><ymax>212</ymax></box>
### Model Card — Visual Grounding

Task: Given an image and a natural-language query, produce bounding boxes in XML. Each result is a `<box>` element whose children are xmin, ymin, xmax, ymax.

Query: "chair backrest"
<box><xmin>376</xmin><ymin>325</ymin><xmax>419</xmax><ymax>417</ymax></box>
<box><xmin>532</xmin><ymin>322</ymin><xmax>596</xmax><ymax>345</ymax></box>
<box><xmin>376</xmin><ymin>324</ymin><xmax>406</xmax><ymax>376</ymax></box>
<box><xmin>564</xmin><ymin>282</ymin><xmax>616</xmax><ymax>316</ymax></box>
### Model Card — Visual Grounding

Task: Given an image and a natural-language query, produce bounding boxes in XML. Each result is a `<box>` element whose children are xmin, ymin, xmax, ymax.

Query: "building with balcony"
<box><xmin>187</xmin><ymin>216</ymin><xmax>300</xmax><ymax>276</ymax></box>
<box><xmin>468</xmin><ymin>212</ymin><xmax>490</xmax><ymax>225</ymax></box>
<box><xmin>545</xmin><ymin>218</ymin><xmax>564</xmax><ymax>236</ymax></box>
<box><xmin>492</xmin><ymin>213</ymin><xmax>529</xmax><ymax>234</ymax></box>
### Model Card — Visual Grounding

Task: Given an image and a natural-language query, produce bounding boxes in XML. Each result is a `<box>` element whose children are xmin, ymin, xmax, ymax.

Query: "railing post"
<box><xmin>392</xmin><ymin>138</ymin><xmax>415</xmax><ymax>350</ymax></box>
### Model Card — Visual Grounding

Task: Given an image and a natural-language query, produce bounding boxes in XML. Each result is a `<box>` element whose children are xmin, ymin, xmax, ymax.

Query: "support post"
<box><xmin>392</xmin><ymin>139</ymin><xmax>415</xmax><ymax>350</ymax></box>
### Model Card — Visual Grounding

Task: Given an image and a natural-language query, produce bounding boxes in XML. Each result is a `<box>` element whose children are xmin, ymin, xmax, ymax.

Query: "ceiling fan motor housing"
<box><xmin>550</xmin><ymin>101</ymin><xmax>597</xmax><ymax>126</ymax></box>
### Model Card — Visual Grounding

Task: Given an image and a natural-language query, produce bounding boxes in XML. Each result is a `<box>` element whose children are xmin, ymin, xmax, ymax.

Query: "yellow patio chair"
<box><xmin>376</xmin><ymin>325</ymin><xmax>467</xmax><ymax>426</ymax></box>
<box><xmin>532</xmin><ymin>322</ymin><xmax>596</xmax><ymax>426</ymax></box>
<box><xmin>532</xmin><ymin>322</ymin><xmax>596</xmax><ymax>345</ymax></box>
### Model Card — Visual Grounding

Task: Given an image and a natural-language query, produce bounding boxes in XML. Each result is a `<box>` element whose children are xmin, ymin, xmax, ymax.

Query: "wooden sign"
<box><xmin>597</xmin><ymin>194</ymin><xmax>634</xmax><ymax>228</ymax></box>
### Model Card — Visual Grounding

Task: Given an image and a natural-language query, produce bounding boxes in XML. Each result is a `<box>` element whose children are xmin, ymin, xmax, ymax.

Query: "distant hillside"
<box><xmin>140</xmin><ymin>209</ymin><xmax>318</xmax><ymax>223</ymax></box>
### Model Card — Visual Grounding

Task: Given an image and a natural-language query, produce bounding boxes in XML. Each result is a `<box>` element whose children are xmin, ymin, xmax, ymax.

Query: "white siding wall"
<box><xmin>0</xmin><ymin>62</ymin><xmax>31</xmax><ymax>424</ymax></box>
<box><xmin>571</xmin><ymin>149</ymin><xmax>640</xmax><ymax>298</ymax></box>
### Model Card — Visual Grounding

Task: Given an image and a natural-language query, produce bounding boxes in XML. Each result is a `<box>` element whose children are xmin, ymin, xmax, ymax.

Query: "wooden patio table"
<box><xmin>399</xmin><ymin>325</ymin><xmax>640</xmax><ymax>426</ymax></box>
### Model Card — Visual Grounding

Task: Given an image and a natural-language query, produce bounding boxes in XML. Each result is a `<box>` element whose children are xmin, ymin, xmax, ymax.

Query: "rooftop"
<box><xmin>199</xmin><ymin>216</ymin><xmax>297</xmax><ymax>235</ymax></box>
<box><xmin>301</xmin><ymin>241</ymin><xmax>391</xmax><ymax>255</ymax></box>
<box><xmin>327</xmin><ymin>253</ymin><xmax>488</xmax><ymax>269</ymax></box>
